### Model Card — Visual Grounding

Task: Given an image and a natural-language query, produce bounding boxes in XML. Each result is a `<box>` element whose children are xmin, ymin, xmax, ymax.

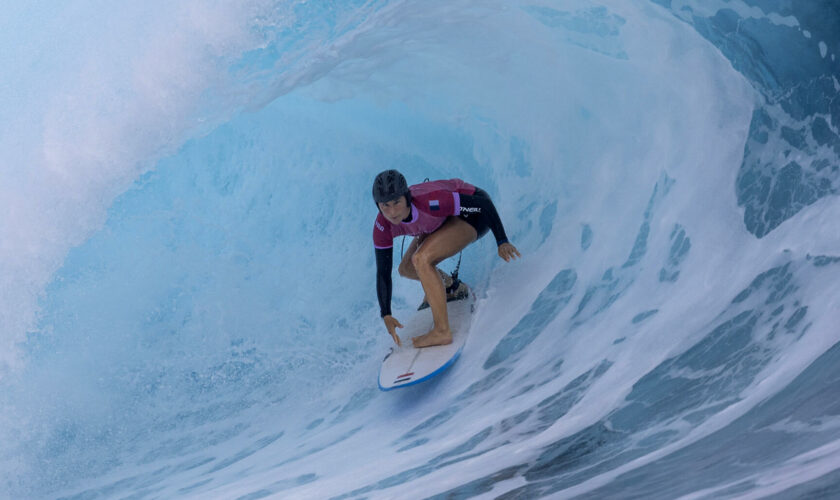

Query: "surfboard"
<box><xmin>378</xmin><ymin>288</ymin><xmax>476</xmax><ymax>391</ymax></box>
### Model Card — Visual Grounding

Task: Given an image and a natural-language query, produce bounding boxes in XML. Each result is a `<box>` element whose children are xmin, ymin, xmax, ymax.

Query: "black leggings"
<box><xmin>457</xmin><ymin>187</ymin><xmax>491</xmax><ymax>239</ymax></box>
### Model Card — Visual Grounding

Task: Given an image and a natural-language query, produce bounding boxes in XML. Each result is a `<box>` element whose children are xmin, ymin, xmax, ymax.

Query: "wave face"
<box><xmin>2</xmin><ymin>1</ymin><xmax>839</xmax><ymax>498</ymax></box>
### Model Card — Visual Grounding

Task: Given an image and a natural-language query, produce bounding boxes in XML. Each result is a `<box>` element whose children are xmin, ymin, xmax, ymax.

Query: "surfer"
<box><xmin>372</xmin><ymin>169</ymin><xmax>520</xmax><ymax>348</ymax></box>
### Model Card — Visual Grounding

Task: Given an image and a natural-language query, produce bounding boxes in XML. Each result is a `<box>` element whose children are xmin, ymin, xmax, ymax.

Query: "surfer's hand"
<box><xmin>383</xmin><ymin>315</ymin><xmax>403</xmax><ymax>346</ymax></box>
<box><xmin>498</xmin><ymin>242</ymin><xmax>521</xmax><ymax>262</ymax></box>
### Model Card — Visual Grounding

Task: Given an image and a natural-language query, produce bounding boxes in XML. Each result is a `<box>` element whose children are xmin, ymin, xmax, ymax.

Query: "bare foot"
<box><xmin>412</xmin><ymin>327</ymin><xmax>453</xmax><ymax>348</ymax></box>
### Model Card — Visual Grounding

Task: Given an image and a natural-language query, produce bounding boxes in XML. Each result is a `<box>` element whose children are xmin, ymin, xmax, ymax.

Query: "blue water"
<box><xmin>1</xmin><ymin>1</ymin><xmax>839</xmax><ymax>498</ymax></box>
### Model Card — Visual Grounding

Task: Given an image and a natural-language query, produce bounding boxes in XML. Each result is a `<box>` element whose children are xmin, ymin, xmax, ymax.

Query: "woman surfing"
<box><xmin>372</xmin><ymin>169</ymin><xmax>520</xmax><ymax>348</ymax></box>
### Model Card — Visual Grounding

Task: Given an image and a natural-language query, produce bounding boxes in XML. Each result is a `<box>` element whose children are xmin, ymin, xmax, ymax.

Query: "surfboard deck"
<box><xmin>378</xmin><ymin>289</ymin><xmax>476</xmax><ymax>391</ymax></box>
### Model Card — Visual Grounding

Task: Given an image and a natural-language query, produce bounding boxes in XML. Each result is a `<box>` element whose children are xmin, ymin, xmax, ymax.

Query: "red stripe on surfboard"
<box><xmin>398</xmin><ymin>372</ymin><xmax>414</xmax><ymax>378</ymax></box>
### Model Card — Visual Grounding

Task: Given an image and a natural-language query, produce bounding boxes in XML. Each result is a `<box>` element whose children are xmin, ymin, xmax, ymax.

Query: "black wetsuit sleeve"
<box><xmin>459</xmin><ymin>192</ymin><xmax>509</xmax><ymax>246</ymax></box>
<box><xmin>375</xmin><ymin>246</ymin><xmax>394</xmax><ymax>317</ymax></box>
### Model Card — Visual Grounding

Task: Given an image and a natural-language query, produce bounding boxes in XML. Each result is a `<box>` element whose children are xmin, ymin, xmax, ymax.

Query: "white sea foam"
<box><xmin>2</xmin><ymin>1</ymin><xmax>839</xmax><ymax>499</ymax></box>
<box><xmin>0</xmin><ymin>0</ymin><xmax>284</xmax><ymax>375</ymax></box>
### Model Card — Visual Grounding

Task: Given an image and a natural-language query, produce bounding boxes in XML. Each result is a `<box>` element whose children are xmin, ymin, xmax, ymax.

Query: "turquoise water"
<box><xmin>1</xmin><ymin>1</ymin><xmax>839</xmax><ymax>498</ymax></box>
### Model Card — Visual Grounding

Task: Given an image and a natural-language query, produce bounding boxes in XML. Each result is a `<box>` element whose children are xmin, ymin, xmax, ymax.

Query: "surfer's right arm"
<box><xmin>374</xmin><ymin>216</ymin><xmax>403</xmax><ymax>346</ymax></box>
<box><xmin>375</xmin><ymin>246</ymin><xmax>393</xmax><ymax>318</ymax></box>
<box><xmin>375</xmin><ymin>246</ymin><xmax>403</xmax><ymax>346</ymax></box>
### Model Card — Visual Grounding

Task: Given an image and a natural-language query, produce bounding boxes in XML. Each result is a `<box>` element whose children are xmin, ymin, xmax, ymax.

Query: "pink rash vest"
<box><xmin>372</xmin><ymin>178</ymin><xmax>477</xmax><ymax>249</ymax></box>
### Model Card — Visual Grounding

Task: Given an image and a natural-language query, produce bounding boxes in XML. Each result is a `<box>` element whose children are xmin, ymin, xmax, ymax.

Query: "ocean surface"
<box><xmin>1</xmin><ymin>1</ymin><xmax>839</xmax><ymax>498</ymax></box>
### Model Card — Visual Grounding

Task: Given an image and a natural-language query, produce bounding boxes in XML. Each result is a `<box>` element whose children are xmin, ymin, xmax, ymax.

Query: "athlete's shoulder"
<box><xmin>413</xmin><ymin>189</ymin><xmax>460</xmax><ymax>217</ymax></box>
<box><xmin>373</xmin><ymin>212</ymin><xmax>394</xmax><ymax>248</ymax></box>
<box><xmin>374</xmin><ymin>211</ymin><xmax>389</xmax><ymax>228</ymax></box>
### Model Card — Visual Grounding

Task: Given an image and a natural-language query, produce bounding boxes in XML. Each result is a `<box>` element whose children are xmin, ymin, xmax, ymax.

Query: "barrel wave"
<box><xmin>1</xmin><ymin>1</ymin><xmax>839</xmax><ymax>498</ymax></box>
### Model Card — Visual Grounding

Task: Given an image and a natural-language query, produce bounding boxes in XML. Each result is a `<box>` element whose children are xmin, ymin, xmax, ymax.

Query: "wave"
<box><xmin>1</xmin><ymin>1</ymin><xmax>839</xmax><ymax>498</ymax></box>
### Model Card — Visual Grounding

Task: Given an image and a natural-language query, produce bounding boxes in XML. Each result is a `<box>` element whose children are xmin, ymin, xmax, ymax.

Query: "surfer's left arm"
<box><xmin>459</xmin><ymin>192</ymin><xmax>521</xmax><ymax>262</ymax></box>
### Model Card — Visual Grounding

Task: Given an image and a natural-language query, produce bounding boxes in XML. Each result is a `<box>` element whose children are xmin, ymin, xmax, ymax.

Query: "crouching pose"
<box><xmin>372</xmin><ymin>169</ymin><xmax>520</xmax><ymax>348</ymax></box>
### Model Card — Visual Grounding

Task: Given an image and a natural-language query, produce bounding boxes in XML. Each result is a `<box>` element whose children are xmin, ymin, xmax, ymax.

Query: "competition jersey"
<box><xmin>373</xmin><ymin>178</ymin><xmax>477</xmax><ymax>249</ymax></box>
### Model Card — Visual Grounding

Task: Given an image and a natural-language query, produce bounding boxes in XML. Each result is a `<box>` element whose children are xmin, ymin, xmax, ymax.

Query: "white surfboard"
<box><xmin>378</xmin><ymin>289</ymin><xmax>476</xmax><ymax>391</ymax></box>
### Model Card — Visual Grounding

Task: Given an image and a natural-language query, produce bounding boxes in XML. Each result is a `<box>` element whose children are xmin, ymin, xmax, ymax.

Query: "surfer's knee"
<box><xmin>411</xmin><ymin>247</ymin><xmax>433</xmax><ymax>269</ymax></box>
<box><xmin>398</xmin><ymin>258</ymin><xmax>415</xmax><ymax>278</ymax></box>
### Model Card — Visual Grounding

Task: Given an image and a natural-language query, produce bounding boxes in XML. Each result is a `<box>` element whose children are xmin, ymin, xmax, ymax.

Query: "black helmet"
<box><xmin>372</xmin><ymin>169</ymin><xmax>410</xmax><ymax>204</ymax></box>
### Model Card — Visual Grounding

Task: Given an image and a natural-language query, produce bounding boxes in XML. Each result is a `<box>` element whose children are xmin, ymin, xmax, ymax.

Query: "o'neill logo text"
<box><xmin>375</xmin><ymin>221</ymin><xmax>385</xmax><ymax>231</ymax></box>
<box><xmin>460</xmin><ymin>207</ymin><xmax>481</xmax><ymax>213</ymax></box>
